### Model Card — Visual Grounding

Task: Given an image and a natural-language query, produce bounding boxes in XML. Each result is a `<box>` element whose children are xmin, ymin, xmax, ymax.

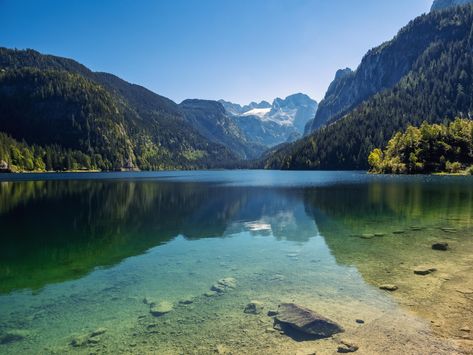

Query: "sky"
<box><xmin>0</xmin><ymin>0</ymin><xmax>432</xmax><ymax>104</ymax></box>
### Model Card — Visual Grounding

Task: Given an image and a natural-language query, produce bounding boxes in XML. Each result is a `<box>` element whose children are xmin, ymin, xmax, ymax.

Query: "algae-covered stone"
<box><xmin>150</xmin><ymin>301</ymin><xmax>173</xmax><ymax>316</ymax></box>
<box><xmin>274</xmin><ymin>303</ymin><xmax>343</xmax><ymax>338</ymax></box>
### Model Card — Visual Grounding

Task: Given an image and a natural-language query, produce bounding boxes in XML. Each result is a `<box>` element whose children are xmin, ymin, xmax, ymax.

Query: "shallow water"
<box><xmin>0</xmin><ymin>171</ymin><xmax>472</xmax><ymax>354</ymax></box>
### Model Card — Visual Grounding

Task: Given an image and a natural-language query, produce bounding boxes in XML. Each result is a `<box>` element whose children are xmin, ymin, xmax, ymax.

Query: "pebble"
<box><xmin>414</xmin><ymin>266</ymin><xmax>437</xmax><ymax>275</ymax></box>
<box><xmin>432</xmin><ymin>242</ymin><xmax>449</xmax><ymax>251</ymax></box>
<box><xmin>393</xmin><ymin>230</ymin><xmax>405</xmax><ymax>235</ymax></box>
<box><xmin>244</xmin><ymin>301</ymin><xmax>264</xmax><ymax>314</ymax></box>
<box><xmin>379</xmin><ymin>284</ymin><xmax>398</xmax><ymax>291</ymax></box>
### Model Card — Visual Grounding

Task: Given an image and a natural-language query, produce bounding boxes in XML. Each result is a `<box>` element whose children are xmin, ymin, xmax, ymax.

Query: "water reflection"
<box><xmin>1</xmin><ymin>175</ymin><xmax>472</xmax><ymax>295</ymax></box>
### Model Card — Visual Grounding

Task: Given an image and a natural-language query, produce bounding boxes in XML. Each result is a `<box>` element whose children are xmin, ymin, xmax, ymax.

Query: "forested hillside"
<box><xmin>0</xmin><ymin>48</ymin><xmax>237</xmax><ymax>171</ymax></box>
<box><xmin>264</xmin><ymin>4</ymin><xmax>473</xmax><ymax>170</ymax></box>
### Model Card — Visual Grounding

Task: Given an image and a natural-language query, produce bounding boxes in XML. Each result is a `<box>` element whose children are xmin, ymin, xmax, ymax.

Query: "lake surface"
<box><xmin>0</xmin><ymin>171</ymin><xmax>472</xmax><ymax>354</ymax></box>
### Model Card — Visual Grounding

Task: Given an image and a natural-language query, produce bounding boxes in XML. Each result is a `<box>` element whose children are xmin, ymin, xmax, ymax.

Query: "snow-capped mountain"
<box><xmin>219</xmin><ymin>93</ymin><xmax>318</xmax><ymax>147</ymax></box>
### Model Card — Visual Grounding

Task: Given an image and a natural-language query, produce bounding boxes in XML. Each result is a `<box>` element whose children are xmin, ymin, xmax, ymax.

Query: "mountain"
<box><xmin>0</xmin><ymin>48</ymin><xmax>238</xmax><ymax>171</ymax></box>
<box><xmin>431</xmin><ymin>0</ymin><xmax>473</xmax><ymax>11</ymax></box>
<box><xmin>178</xmin><ymin>99</ymin><xmax>265</xmax><ymax>159</ymax></box>
<box><xmin>304</xmin><ymin>68</ymin><xmax>352</xmax><ymax>133</ymax></box>
<box><xmin>264</xmin><ymin>4</ymin><xmax>473</xmax><ymax>170</ymax></box>
<box><xmin>220</xmin><ymin>93</ymin><xmax>318</xmax><ymax>147</ymax></box>
<box><xmin>305</xmin><ymin>2</ymin><xmax>473</xmax><ymax>134</ymax></box>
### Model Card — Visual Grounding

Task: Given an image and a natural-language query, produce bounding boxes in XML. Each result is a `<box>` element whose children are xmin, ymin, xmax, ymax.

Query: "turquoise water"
<box><xmin>0</xmin><ymin>171</ymin><xmax>472</xmax><ymax>354</ymax></box>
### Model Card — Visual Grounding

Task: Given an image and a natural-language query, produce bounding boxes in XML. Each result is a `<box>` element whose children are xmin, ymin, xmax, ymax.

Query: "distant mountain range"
<box><xmin>220</xmin><ymin>93</ymin><xmax>318</xmax><ymax>147</ymax></box>
<box><xmin>264</xmin><ymin>3</ymin><xmax>473</xmax><ymax>170</ymax></box>
<box><xmin>0</xmin><ymin>48</ymin><xmax>317</xmax><ymax>171</ymax></box>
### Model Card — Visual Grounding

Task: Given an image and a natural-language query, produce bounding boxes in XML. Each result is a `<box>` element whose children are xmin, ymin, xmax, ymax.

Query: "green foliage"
<box><xmin>0</xmin><ymin>49</ymin><xmax>238</xmax><ymax>171</ymax></box>
<box><xmin>264</xmin><ymin>5</ymin><xmax>473</xmax><ymax>170</ymax></box>
<box><xmin>368</xmin><ymin>119</ymin><xmax>473</xmax><ymax>174</ymax></box>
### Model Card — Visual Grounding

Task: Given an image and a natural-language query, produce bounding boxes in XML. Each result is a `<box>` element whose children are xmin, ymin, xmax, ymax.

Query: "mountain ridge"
<box><xmin>264</xmin><ymin>3</ymin><xmax>473</xmax><ymax>170</ymax></box>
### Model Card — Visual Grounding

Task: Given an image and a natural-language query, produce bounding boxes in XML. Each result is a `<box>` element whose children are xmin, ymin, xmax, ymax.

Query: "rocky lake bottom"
<box><xmin>0</xmin><ymin>171</ymin><xmax>472</xmax><ymax>354</ymax></box>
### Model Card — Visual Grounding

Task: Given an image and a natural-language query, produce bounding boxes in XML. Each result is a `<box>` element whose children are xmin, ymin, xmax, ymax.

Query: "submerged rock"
<box><xmin>338</xmin><ymin>340</ymin><xmax>359</xmax><ymax>353</ymax></box>
<box><xmin>267</xmin><ymin>310</ymin><xmax>279</xmax><ymax>317</ymax></box>
<box><xmin>274</xmin><ymin>303</ymin><xmax>343</xmax><ymax>338</ymax></box>
<box><xmin>432</xmin><ymin>242</ymin><xmax>449</xmax><ymax>251</ymax></box>
<box><xmin>150</xmin><ymin>301</ymin><xmax>173</xmax><ymax>316</ymax></box>
<box><xmin>90</xmin><ymin>328</ymin><xmax>107</xmax><ymax>337</ymax></box>
<box><xmin>441</xmin><ymin>227</ymin><xmax>457</xmax><ymax>233</ymax></box>
<box><xmin>360</xmin><ymin>234</ymin><xmax>375</xmax><ymax>239</ymax></box>
<box><xmin>379</xmin><ymin>284</ymin><xmax>398</xmax><ymax>291</ymax></box>
<box><xmin>211</xmin><ymin>277</ymin><xmax>237</xmax><ymax>294</ymax></box>
<box><xmin>0</xmin><ymin>330</ymin><xmax>29</xmax><ymax>345</ymax></box>
<box><xmin>414</xmin><ymin>266</ymin><xmax>437</xmax><ymax>275</ymax></box>
<box><xmin>204</xmin><ymin>291</ymin><xmax>217</xmax><ymax>297</ymax></box>
<box><xmin>244</xmin><ymin>301</ymin><xmax>264</xmax><ymax>314</ymax></box>
<box><xmin>70</xmin><ymin>334</ymin><xmax>89</xmax><ymax>347</ymax></box>
<box><xmin>393</xmin><ymin>230</ymin><xmax>405</xmax><ymax>235</ymax></box>
<box><xmin>179</xmin><ymin>297</ymin><xmax>194</xmax><ymax>305</ymax></box>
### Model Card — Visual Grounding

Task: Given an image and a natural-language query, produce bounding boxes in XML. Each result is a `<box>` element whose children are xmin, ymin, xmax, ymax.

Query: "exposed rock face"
<box><xmin>431</xmin><ymin>0</ymin><xmax>473</xmax><ymax>11</ymax></box>
<box><xmin>274</xmin><ymin>303</ymin><xmax>343</xmax><ymax>338</ymax></box>
<box><xmin>304</xmin><ymin>68</ymin><xmax>352</xmax><ymax>133</ymax></box>
<box><xmin>220</xmin><ymin>94</ymin><xmax>318</xmax><ymax>147</ymax></box>
<box><xmin>305</xmin><ymin>4</ymin><xmax>470</xmax><ymax>134</ymax></box>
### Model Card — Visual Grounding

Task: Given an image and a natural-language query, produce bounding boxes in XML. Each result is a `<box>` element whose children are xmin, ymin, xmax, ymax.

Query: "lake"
<box><xmin>0</xmin><ymin>171</ymin><xmax>472</xmax><ymax>354</ymax></box>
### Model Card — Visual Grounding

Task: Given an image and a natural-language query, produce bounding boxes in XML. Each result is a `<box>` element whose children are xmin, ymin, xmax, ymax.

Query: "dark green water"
<box><xmin>0</xmin><ymin>171</ymin><xmax>472</xmax><ymax>354</ymax></box>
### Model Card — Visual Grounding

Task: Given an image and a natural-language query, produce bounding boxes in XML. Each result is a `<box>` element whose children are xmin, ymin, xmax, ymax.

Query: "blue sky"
<box><xmin>0</xmin><ymin>0</ymin><xmax>432</xmax><ymax>104</ymax></box>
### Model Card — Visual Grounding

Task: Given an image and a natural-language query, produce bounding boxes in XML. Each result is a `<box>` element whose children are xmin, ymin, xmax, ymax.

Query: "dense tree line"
<box><xmin>264</xmin><ymin>5</ymin><xmax>473</xmax><ymax>170</ymax></box>
<box><xmin>0</xmin><ymin>52</ymin><xmax>238</xmax><ymax>171</ymax></box>
<box><xmin>0</xmin><ymin>132</ymin><xmax>96</xmax><ymax>171</ymax></box>
<box><xmin>369</xmin><ymin>119</ymin><xmax>473</xmax><ymax>174</ymax></box>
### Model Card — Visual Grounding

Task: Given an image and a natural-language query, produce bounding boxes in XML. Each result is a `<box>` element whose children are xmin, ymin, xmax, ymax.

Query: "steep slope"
<box><xmin>0</xmin><ymin>48</ymin><xmax>237</xmax><ymax>171</ymax></box>
<box><xmin>304</xmin><ymin>69</ymin><xmax>352</xmax><ymax>133</ymax></box>
<box><xmin>306</xmin><ymin>4</ymin><xmax>472</xmax><ymax>133</ymax></box>
<box><xmin>220</xmin><ymin>94</ymin><xmax>318</xmax><ymax>147</ymax></box>
<box><xmin>432</xmin><ymin>0</ymin><xmax>473</xmax><ymax>11</ymax></box>
<box><xmin>179</xmin><ymin>99</ymin><xmax>265</xmax><ymax>159</ymax></box>
<box><xmin>264</xmin><ymin>4</ymin><xmax>473</xmax><ymax>170</ymax></box>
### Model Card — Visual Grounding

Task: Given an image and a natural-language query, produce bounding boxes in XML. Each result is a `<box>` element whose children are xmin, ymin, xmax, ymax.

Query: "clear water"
<box><xmin>0</xmin><ymin>171</ymin><xmax>472</xmax><ymax>354</ymax></box>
